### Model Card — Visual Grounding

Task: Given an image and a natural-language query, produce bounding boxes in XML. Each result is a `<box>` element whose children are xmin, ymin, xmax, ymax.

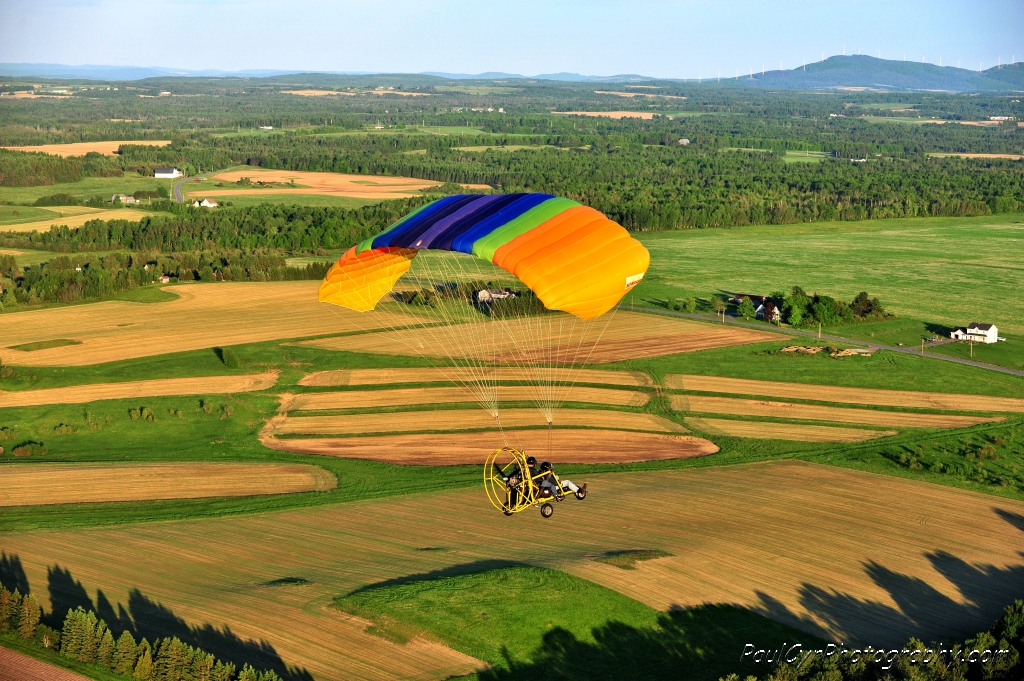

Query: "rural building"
<box><xmin>154</xmin><ymin>167</ymin><xmax>183</xmax><ymax>179</ymax></box>
<box><xmin>192</xmin><ymin>199</ymin><xmax>219</xmax><ymax>208</ymax></box>
<box><xmin>951</xmin><ymin>323</ymin><xmax>1001</xmax><ymax>344</ymax></box>
<box><xmin>111</xmin><ymin>194</ymin><xmax>138</xmax><ymax>204</ymax></box>
<box><xmin>259</xmin><ymin>125</ymin><xmax>273</xmax><ymax>130</ymax></box>
<box><xmin>755</xmin><ymin>302</ymin><xmax>781</xmax><ymax>323</ymax></box>
<box><xmin>678</xmin><ymin>138</ymin><xmax>690</xmax><ymax>145</ymax></box>
<box><xmin>160</xmin><ymin>275</ymin><xmax>171</xmax><ymax>284</ymax></box>
<box><xmin>476</xmin><ymin>288</ymin><xmax>518</xmax><ymax>303</ymax></box>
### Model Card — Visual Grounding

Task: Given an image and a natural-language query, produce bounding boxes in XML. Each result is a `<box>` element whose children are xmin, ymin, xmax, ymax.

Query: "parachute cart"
<box><xmin>484</xmin><ymin>447</ymin><xmax>587</xmax><ymax>518</ymax></box>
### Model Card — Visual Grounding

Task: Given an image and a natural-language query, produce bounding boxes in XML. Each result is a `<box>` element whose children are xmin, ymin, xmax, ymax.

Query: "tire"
<box><xmin>503</xmin><ymin>508</ymin><xmax>514</xmax><ymax>517</ymax></box>
<box><xmin>540</xmin><ymin>503</ymin><xmax>554</xmax><ymax>518</ymax></box>
<box><xmin>575</xmin><ymin>488</ymin><xmax>587</xmax><ymax>500</ymax></box>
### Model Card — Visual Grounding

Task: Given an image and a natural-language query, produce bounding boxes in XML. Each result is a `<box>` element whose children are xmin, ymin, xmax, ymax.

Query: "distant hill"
<box><xmin>739</xmin><ymin>55</ymin><xmax>1024</xmax><ymax>92</ymax></box>
<box><xmin>2</xmin><ymin>56</ymin><xmax>1021</xmax><ymax>91</ymax></box>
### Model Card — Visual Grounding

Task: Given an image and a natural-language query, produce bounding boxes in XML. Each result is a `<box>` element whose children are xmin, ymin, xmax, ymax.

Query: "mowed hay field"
<box><xmin>297</xmin><ymin>311</ymin><xmax>783</xmax><ymax>363</ymax></box>
<box><xmin>667</xmin><ymin>375</ymin><xmax>1024</xmax><ymax>412</ymax></box>
<box><xmin>299</xmin><ymin>367</ymin><xmax>653</xmax><ymax>387</ymax></box>
<box><xmin>262</xmin><ymin>430</ymin><xmax>717</xmax><ymax>464</ymax></box>
<box><xmin>188</xmin><ymin>168</ymin><xmax>488</xmax><ymax>200</ymax></box>
<box><xmin>637</xmin><ymin>215</ymin><xmax>1024</xmax><ymax>334</ymax></box>
<box><xmin>0</xmin><ymin>281</ymin><xmax>420</xmax><ymax>366</ymax></box>
<box><xmin>1</xmin><ymin>207</ymin><xmax>162</xmax><ymax>233</ymax></box>
<box><xmin>3</xmin><ymin>461</ymin><xmax>1022</xmax><ymax>681</ymax></box>
<box><xmin>0</xmin><ymin>462</ymin><xmax>336</xmax><ymax>507</ymax></box>
<box><xmin>1</xmin><ymin>140</ymin><xmax>171</xmax><ymax>156</ymax></box>
<box><xmin>552</xmin><ymin>111</ymin><xmax>657</xmax><ymax>119</ymax></box>
<box><xmin>684</xmin><ymin>417</ymin><xmax>895</xmax><ymax>442</ymax></box>
<box><xmin>0</xmin><ymin>371</ymin><xmax>279</xmax><ymax>407</ymax></box>
<box><xmin>670</xmin><ymin>395</ymin><xmax>1003</xmax><ymax>429</ymax></box>
<box><xmin>270</xmin><ymin>408</ymin><xmax>685</xmax><ymax>436</ymax></box>
<box><xmin>287</xmin><ymin>386</ymin><xmax>650</xmax><ymax>410</ymax></box>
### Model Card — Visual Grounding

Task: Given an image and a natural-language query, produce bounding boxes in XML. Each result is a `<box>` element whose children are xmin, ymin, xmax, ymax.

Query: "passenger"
<box><xmin>538</xmin><ymin>461</ymin><xmax>586</xmax><ymax>497</ymax></box>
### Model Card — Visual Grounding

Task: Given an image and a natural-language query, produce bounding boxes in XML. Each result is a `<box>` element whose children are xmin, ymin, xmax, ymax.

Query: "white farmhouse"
<box><xmin>192</xmin><ymin>199</ymin><xmax>219</xmax><ymax>208</ymax></box>
<box><xmin>154</xmin><ymin>167</ymin><xmax>183</xmax><ymax>179</ymax></box>
<box><xmin>951</xmin><ymin>323</ymin><xmax>1000</xmax><ymax>344</ymax></box>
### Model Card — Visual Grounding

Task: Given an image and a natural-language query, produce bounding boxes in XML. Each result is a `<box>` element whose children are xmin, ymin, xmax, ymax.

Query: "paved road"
<box><xmin>172</xmin><ymin>177</ymin><xmax>188</xmax><ymax>202</ymax></box>
<box><xmin>628</xmin><ymin>305</ymin><xmax>1024</xmax><ymax>379</ymax></box>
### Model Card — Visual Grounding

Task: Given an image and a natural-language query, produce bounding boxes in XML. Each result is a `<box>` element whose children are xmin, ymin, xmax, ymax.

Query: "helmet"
<box><xmin>526</xmin><ymin>456</ymin><xmax>537</xmax><ymax>466</ymax></box>
<box><xmin>540</xmin><ymin>461</ymin><xmax>551</xmax><ymax>471</ymax></box>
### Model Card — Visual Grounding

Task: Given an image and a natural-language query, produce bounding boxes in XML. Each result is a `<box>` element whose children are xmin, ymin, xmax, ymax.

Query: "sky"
<box><xmin>1</xmin><ymin>0</ymin><xmax>1021</xmax><ymax>79</ymax></box>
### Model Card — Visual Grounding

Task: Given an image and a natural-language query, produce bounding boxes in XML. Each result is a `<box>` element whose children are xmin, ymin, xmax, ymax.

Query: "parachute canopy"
<box><xmin>319</xmin><ymin>193</ymin><xmax>649</xmax><ymax>320</ymax></box>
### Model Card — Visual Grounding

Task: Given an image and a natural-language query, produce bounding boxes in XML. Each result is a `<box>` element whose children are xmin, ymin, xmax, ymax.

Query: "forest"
<box><xmin>0</xmin><ymin>586</ymin><xmax>282</xmax><ymax>681</ymax></box>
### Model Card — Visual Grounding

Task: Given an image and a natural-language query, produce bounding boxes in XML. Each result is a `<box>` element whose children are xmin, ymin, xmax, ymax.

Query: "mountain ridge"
<box><xmin>2</xmin><ymin>56</ymin><xmax>1021</xmax><ymax>91</ymax></box>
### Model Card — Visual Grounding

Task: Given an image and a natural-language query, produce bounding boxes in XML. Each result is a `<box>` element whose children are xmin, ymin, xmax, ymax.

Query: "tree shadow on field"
<box><xmin>478</xmin><ymin>603</ymin><xmax>824</xmax><ymax>681</ymax></box>
<box><xmin>346</xmin><ymin>559</ymin><xmax>527</xmax><ymax>595</ymax></box>
<box><xmin>0</xmin><ymin>552</ymin><xmax>29</xmax><ymax>595</ymax></box>
<box><xmin>752</xmin><ymin>506</ymin><xmax>1024</xmax><ymax>647</ymax></box>
<box><xmin>11</xmin><ymin>559</ymin><xmax>313</xmax><ymax>681</ymax></box>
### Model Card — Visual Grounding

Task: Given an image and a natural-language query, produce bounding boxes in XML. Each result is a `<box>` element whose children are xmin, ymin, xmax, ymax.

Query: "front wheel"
<box><xmin>540</xmin><ymin>503</ymin><xmax>554</xmax><ymax>518</ymax></box>
<box><xmin>575</xmin><ymin>488</ymin><xmax>587</xmax><ymax>500</ymax></box>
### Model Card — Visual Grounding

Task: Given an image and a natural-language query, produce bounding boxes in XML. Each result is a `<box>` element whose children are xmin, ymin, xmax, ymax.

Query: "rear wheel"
<box><xmin>540</xmin><ymin>503</ymin><xmax>554</xmax><ymax>518</ymax></box>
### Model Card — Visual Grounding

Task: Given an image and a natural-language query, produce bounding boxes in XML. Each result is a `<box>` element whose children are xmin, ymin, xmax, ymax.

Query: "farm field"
<box><xmin>186</xmin><ymin>168</ymin><xmax>487</xmax><ymax>201</ymax></box>
<box><xmin>270</xmin><ymin>408</ymin><xmax>685</xmax><ymax>436</ymax></box>
<box><xmin>197</xmin><ymin>194</ymin><xmax>380</xmax><ymax>210</ymax></box>
<box><xmin>0</xmin><ymin>140</ymin><xmax>171</xmax><ymax>156</ymax></box>
<box><xmin>551</xmin><ymin>111</ymin><xmax>657</xmax><ymax>119</ymax></box>
<box><xmin>261</xmin><ymin>429</ymin><xmax>718</xmax><ymax>464</ymax></box>
<box><xmin>0</xmin><ymin>462</ymin><xmax>336</xmax><ymax>506</ymax></box>
<box><xmin>1</xmin><ymin>207</ymin><xmax>162</xmax><ymax>233</ymax></box>
<box><xmin>0</xmin><ymin>204</ymin><xmax>102</xmax><ymax>226</ymax></box>
<box><xmin>281</xmin><ymin>90</ymin><xmax>356</xmax><ymax>96</ymax></box>
<box><xmin>298</xmin><ymin>367</ymin><xmax>653</xmax><ymax>387</ymax></box>
<box><xmin>0</xmin><ymin>371</ymin><xmax>278</xmax><ymax>406</ymax></box>
<box><xmin>0</xmin><ymin>173</ymin><xmax>177</xmax><ymax>205</ymax></box>
<box><xmin>0</xmin><ymin>281</ymin><xmax>414</xmax><ymax>366</ymax></box>
<box><xmin>684</xmin><ymin>416</ymin><xmax>894</xmax><ymax>442</ymax></box>
<box><xmin>670</xmin><ymin>394</ymin><xmax>1002</xmax><ymax>429</ymax></box>
<box><xmin>666</xmin><ymin>374</ymin><xmax>1024</xmax><ymax>411</ymax></box>
<box><xmin>0</xmin><ymin>647</ymin><xmax>91</xmax><ymax>681</ymax></box>
<box><xmin>286</xmin><ymin>386</ymin><xmax>650</xmax><ymax>410</ymax></box>
<box><xmin>1</xmin><ymin>460</ymin><xmax>1021</xmax><ymax>681</ymax></box>
<box><xmin>635</xmin><ymin>213</ymin><xmax>1024</xmax><ymax>334</ymax></box>
<box><xmin>296</xmin><ymin>311</ymin><xmax>784</xmax><ymax>363</ymax></box>
<box><xmin>927</xmin><ymin>152</ymin><xmax>1024</xmax><ymax>160</ymax></box>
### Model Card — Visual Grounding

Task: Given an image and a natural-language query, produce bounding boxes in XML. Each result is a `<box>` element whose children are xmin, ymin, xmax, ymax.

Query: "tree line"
<box><xmin>0</xmin><ymin>249</ymin><xmax>330</xmax><ymax>309</ymax></box>
<box><xmin>0</xmin><ymin>200</ymin><xmax>429</xmax><ymax>253</ymax></box>
<box><xmin>0</xmin><ymin>149</ymin><xmax>122</xmax><ymax>187</ymax></box>
<box><xmin>0</xmin><ymin>586</ymin><xmax>281</xmax><ymax>681</ymax></box>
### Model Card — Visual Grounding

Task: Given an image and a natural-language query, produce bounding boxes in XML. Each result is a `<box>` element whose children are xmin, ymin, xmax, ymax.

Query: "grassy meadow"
<box><xmin>335</xmin><ymin>565</ymin><xmax>820</xmax><ymax>680</ymax></box>
<box><xmin>635</xmin><ymin>212</ymin><xmax>1024</xmax><ymax>334</ymax></box>
<box><xmin>0</xmin><ymin>172</ymin><xmax>177</xmax><ymax>204</ymax></box>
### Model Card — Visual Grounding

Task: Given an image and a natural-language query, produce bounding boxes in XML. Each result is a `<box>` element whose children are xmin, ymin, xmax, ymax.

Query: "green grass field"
<box><xmin>334</xmin><ymin>565</ymin><xmax>820</xmax><ymax>680</ymax></box>
<box><xmin>198</xmin><ymin>194</ymin><xmax>381</xmax><ymax>210</ymax></box>
<box><xmin>929</xmin><ymin>335</ymin><xmax>1024</xmax><ymax>371</ymax></box>
<box><xmin>0</xmin><ymin>173</ymin><xmax>177</xmax><ymax>204</ymax></box>
<box><xmin>635</xmin><ymin>213</ymin><xmax>1024</xmax><ymax>334</ymax></box>
<box><xmin>0</xmin><ymin>206</ymin><xmax>65</xmax><ymax>225</ymax></box>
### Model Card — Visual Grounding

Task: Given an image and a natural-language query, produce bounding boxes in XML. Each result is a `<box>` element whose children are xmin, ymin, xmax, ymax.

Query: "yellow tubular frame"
<box><xmin>484</xmin><ymin>447</ymin><xmax>568</xmax><ymax>515</ymax></box>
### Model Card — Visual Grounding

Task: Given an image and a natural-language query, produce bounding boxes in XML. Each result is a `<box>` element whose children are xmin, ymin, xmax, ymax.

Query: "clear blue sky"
<box><xmin>1</xmin><ymin>0</ymin><xmax>1020</xmax><ymax>78</ymax></box>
